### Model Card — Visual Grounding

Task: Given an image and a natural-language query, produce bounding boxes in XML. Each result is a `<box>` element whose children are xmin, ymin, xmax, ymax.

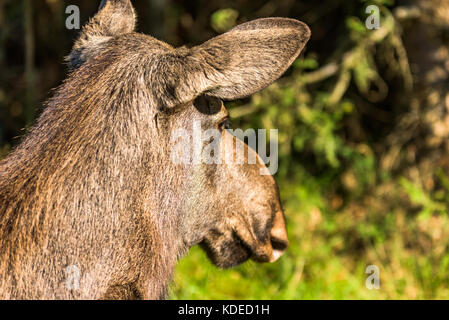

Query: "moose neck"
<box><xmin>0</xmin><ymin>56</ymin><xmax>184</xmax><ymax>299</ymax></box>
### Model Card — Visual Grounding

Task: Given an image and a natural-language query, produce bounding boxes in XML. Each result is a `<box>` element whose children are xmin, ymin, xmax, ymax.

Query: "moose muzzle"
<box><xmin>250</xmin><ymin>210</ymin><xmax>289</xmax><ymax>263</ymax></box>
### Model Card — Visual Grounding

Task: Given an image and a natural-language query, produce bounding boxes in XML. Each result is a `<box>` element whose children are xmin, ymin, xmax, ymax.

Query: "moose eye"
<box><xmin>219</xmin><ymin>118</ymin><xmax>231</xmax><ymax>131</ymax></box>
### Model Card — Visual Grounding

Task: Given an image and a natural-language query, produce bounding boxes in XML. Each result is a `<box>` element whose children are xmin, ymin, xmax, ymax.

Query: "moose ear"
<box><xmin>194</xmin><ymin>18</ymin><xmax>310</xmax><ymax>100</ymax></box>
<box><xmin>158</xmin><ymin>18</ymin><xmax>310</xmax><ymax>108</ymax></box>
<box><xmin>67</xmin><ymin>0</ymin><xmax>136</xmax><ymax>69</ymax></box>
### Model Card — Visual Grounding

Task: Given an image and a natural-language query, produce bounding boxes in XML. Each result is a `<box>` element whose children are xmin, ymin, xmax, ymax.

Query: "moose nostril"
<box><xmin>269</xmin><ymin>236</ymin><xmax>288</xmax><ymax>263</ymax></box>
<box><xmin>268</xmin><ymin>211</ymin><xmax>289</xmax><ymax>262</ymax></box>
<box><xmin>271</xmin><ymin>237</ymin><xmax>288</xmax><ymax>252</ymax></box>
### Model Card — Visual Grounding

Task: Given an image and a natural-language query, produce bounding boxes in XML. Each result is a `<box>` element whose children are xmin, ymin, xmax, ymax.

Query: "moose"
<box><xmin>0</xmin><ymin>0</ymin><xmax>310</xmax><ymax>299</ymax></box>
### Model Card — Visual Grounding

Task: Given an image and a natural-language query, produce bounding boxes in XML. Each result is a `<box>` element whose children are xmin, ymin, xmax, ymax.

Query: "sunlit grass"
<box><xmin>170</xmin><ymin>178</ymin><xmax>449</xmax><ymax>300</ymax></box>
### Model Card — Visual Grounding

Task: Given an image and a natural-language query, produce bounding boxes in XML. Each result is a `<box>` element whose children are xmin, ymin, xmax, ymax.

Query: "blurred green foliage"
<box><xmin>210</xmin><ymin>8</ymin><xmax>239</xmax><ymax>32</ymax></box>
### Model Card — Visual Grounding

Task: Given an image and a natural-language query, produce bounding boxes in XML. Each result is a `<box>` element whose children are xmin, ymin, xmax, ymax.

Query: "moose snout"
<box><xmin>251</xmin><ymin>210</ymin><xmax>289</xmax><ymax>263</ymax></box>
<box><xmin>269</xmin><ymin>210</ymin><xmax>289</xmax><ymax>262</ymax></box>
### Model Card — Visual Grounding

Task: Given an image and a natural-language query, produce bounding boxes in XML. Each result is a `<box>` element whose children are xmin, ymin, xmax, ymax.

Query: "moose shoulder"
<box><xmin>0</xmin><ymin>0</ymin><xmax>310</xmax><ymax>299</ymax></box>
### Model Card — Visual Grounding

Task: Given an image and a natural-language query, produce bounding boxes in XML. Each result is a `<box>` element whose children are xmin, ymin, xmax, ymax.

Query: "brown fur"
<box><xmin>0</xmin><ymin>0</ymin><xmax>310</xmax><ymax>299</ymax></box>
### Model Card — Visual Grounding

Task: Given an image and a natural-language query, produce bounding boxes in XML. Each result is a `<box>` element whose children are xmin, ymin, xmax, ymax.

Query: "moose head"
<box><xmin>0</xmin><ymin>0</ymin><xmax>310</xmax><ymax>299</ymax></box>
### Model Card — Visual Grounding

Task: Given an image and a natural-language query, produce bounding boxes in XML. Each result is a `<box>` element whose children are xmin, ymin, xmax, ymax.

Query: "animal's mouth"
<box><xmin>200</xmin><ymin>224</ymin><xmax>288</xmax><ymax>269</ymax></box>
<box><xmin>200</xmin><ymin>211</ymin><xmax>288</xmax><ymax>268</ymax></box>
<box><xmin>231</xmin><ymin>229</ymin><xmax>256</xmax><ymax>260</ymax></box>
<box><xmin>232</xmin><ymin>228</ymin><xmax>287</xmax><ymax>264</ymax></box>
<box><xmin>199</xmin><ymin>229</ymin><xmax>251</xmax><ymax>268</ymax></box>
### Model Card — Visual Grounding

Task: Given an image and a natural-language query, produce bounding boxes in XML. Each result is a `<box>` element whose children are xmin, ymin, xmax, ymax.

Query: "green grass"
<box><xmin>170</xmin><ymin>178</ymin><xmax>449</xmax><ymax>300</ymax></box>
